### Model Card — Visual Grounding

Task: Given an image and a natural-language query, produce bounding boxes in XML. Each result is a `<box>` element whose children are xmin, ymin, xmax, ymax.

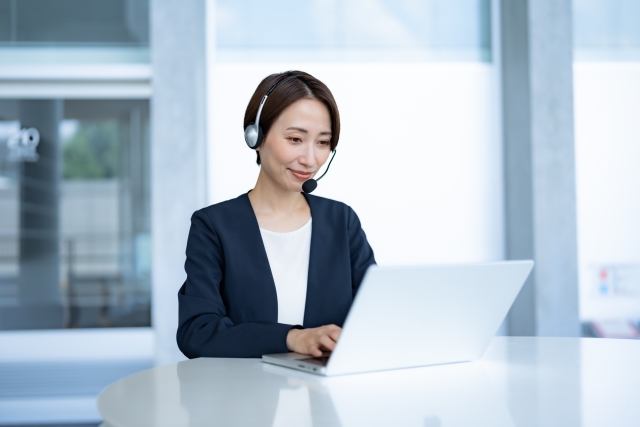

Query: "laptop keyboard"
<box><xmin>300</xmin><ymin>356</ymin><xmax>330</xmax><ymax>366</ymax></box>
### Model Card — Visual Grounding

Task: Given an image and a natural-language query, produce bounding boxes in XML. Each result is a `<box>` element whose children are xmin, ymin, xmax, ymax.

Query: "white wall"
<box><xmin>574</xmin><ymin>62</ymin><xmax>640</xmax><ymax>321</ymax></box>
<box><xmin>208</xmin><ymin>62</ymin><xmax>504</xmax><ymax>266</ymax></box>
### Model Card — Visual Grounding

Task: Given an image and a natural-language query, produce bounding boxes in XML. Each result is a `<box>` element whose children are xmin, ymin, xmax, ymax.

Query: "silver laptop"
<box><xmin>262</xmin><ymin>260</ymin><xmax>533</xmax><ymax>376</ymax></box>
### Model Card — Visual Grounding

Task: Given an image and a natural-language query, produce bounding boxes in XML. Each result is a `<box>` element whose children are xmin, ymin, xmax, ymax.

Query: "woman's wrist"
<box><xmin>286</xmin><ymin>328</ymin><xmax>301</xmax><ymax>351</ymax></box>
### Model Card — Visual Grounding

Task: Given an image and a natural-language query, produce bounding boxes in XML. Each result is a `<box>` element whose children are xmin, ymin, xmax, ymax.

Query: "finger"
<box><xmin>318</xmin><ymin>334</ymin><xmax>336</xmax><ymax>352</ymax></box>
<box><xmin>310</xmin><ymin>344</ymin><xmax>323</xmax><ymax>357</ymax></box>
<box><xmin>325</xmin><ymin>324</ymin><xmax>340</xmax><ymax>332</ymax></box>
<box><xmin>325</xmin><ymin>323</ymin><xmax>341</xmax><ymax>333</ymax></box>
<box><xmin>303</xmin><ymin>332</ymin><xmax>324</xmax><ymax>357</ymax></box>
<box><xmin>327</xmin><ymin>327</ymin><xmax>341</xmax><ymax>342</ymax></box>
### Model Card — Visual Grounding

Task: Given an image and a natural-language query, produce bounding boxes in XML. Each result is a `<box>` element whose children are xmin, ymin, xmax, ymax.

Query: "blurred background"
<box><xmin>0</xmin><ymin>0</ymin><xmax>638</xmax><ymax>425</ymax></box>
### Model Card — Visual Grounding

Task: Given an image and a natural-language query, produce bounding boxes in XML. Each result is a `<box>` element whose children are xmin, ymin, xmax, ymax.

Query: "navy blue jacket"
<box><xmin>177</xmin><ymin>192</ymin><xmax>376</xmax><ymax>358</ymax></box>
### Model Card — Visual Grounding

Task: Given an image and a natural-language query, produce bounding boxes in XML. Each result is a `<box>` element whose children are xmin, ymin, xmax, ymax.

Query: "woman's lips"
<box><xmin>288</xmin><ymin>169</ymin><xmax>313</xmax><ymax>180</ymax></box>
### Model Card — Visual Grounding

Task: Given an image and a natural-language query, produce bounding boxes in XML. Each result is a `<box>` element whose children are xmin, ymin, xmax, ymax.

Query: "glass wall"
<box><xmin>0</xmin><ymin>0</ymin><xmax>148</xmax><ymax>46</ymax></box>
<box><xmin>209</xmin><ymin>0</ymin><xmax>503</xmax><ymax>269</ymax></box>
<box><xmin>0</xmin><ymin>99</ymin><xmax>151</xmax><ymax>330</ymax></box>
<box><xmin>574</xmin><ymin>0</ymin><xmax>640</xmax><ymax>60</ymax></box>
<box><xmin>573</xmin><ymin>0</ymin><xmax>640</xmax><ymax>338</ymax></box>
<box><xmin>0</xmin><ymin>2</ymin><xmax>152</xmax><ymax>424</ymax></box>
<box><xmin>0</xmin><ymin>0</ymin><xmax>149</xmax><ymax>64</ymax></box>
<box><xmin>216</xmin><ymin>0</ymin><xmax>492</xmax><ymax>62</ymax></box>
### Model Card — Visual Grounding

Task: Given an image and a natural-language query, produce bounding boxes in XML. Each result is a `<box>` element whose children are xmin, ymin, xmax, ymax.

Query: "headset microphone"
<box><xmin>302</xmin><ymin>149</ymin><xmax>337</xmax><ymax>194</ymax></box>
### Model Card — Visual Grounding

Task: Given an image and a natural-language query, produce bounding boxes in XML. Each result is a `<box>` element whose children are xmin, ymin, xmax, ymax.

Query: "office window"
<box><xmin>0</xmin><ymin>99</ymin><xmax>150</xmax><ymax>330</ymax></box>
<box><xmin>573</xmin><ymin>0</ymin><xmax>640</xmax><ymax>336</ymax></box>
<box><xmin>0</xmin><ymin>0</ymin><xmax>149</xmax><ymax>64</ymax></box>
<box><xmin>574</xmin><ymin>0</ymin><xmax>640</xmax><ymax>60</ymax></box>
<box><xmin>0</xmin><ymin>0</ymin><xmax>148</xmax><ymax>46</ymax></box>
<box><xmin>216</xmin><ymin>0</ymin><xmax>492</xmax><ymax>62</ymax></box>
<box><xmin>209</xmin><ymin>1</ymin><xmax>503</xmax><ymax>268</ymax></box>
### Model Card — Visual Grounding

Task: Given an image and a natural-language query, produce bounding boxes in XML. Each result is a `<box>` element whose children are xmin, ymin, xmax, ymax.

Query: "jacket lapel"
<box><xmin>302</xmin><ymin>193</ymin><xmax>324</xmax><ymax>327</ymax></box>
<box><xmin>239</xmin><ymin>192</ymin><xmax>279</xmax><ymax>322</ymax></box>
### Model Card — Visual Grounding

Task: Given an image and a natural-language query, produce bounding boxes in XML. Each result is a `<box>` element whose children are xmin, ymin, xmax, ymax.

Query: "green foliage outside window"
<box><xmin>63</xmin><ymin>120</ymin><xmax>119</xmax><ymax>180</ymax></box>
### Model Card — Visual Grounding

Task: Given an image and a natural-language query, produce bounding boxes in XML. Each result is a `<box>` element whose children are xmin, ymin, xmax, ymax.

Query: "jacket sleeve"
<box><xmin>177</xmin><ymin>210</ymin><xmax>293</xmax><ymax>359</ymax></box>
<box><xmin>347</xmin><ymin>207</ymin><xmax>377</xmax><ymax>296</ymax></box>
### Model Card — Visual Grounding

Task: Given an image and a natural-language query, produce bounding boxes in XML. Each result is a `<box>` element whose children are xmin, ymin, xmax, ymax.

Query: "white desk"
<box><xmin>98</xmin><ymin>337</ymin><xmax>640</xmax><ymax>427</ymax></box>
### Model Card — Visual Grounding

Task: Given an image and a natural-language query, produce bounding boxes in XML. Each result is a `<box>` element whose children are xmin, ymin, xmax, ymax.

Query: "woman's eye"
<box><xmin>319</xmin><ymin>140</ymin><xmax>330</xmax><ymax>145</ymax></box>
<box><xmin>289</xmin><ymin>137</ymin><xmax>302</xmax><ymax>143</ymax></box>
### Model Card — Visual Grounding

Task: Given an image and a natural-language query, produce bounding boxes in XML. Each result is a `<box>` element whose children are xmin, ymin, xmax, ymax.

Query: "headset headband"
<box><xmin>254</xmin><ymin>74</ymin><xmax>297</xmax><ymax>132</ymax></box>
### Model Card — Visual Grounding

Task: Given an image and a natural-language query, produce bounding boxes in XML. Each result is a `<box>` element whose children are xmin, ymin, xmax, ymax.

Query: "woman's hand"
<box><xmin>286</xmin><ymin>325</ymin><xmax>342</xmax><ymax>357</ymax></box>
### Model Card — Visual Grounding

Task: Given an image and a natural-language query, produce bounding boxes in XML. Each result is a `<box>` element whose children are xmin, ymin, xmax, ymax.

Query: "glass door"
<box><xmin>0</xmin><ymin>99</ymin><xmax>151</xmax><ymax>331</ymax></box>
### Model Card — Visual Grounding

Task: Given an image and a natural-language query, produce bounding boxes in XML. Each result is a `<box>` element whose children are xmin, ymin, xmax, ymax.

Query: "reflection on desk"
<box><xmin>98</xmin><ymin>337</ymin><xmax>640</xmax><ymax>427</ymax></box>
<box><xmin>261</xmin><ymin>360</ymin><xmax>513</xmax><ymax>427</ymax></box>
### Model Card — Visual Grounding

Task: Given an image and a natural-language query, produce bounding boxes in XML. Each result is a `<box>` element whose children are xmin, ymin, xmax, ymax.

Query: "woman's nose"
<box><xmin>298</xmin><ymin>143</ymin><xmax>317</xmax><ymax>168</ymax></box>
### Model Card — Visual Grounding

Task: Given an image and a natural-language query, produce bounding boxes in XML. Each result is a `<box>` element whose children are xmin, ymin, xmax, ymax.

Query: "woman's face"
<box><xmin>257</xmin><ymin>98</ymin><xmax>333</xmax><ymax>192</ymax></box>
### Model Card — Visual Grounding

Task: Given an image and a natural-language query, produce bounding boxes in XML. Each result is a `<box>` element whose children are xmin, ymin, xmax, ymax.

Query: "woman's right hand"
<box><xmin>286</xmin><ymin>324</ymin><xmax>342</xmax><ymax>357</ymax></box>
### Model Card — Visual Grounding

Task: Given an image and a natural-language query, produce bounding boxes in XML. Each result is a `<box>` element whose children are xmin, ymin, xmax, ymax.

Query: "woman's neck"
<box><xmin>249</xmin><ymin>169</ymin><xmax>307</xmax><ymax>217</ymax></box>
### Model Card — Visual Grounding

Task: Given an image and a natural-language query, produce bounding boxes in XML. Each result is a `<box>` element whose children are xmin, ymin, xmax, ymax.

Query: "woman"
<box><xmin>177</xmin><ymin>71</ymin><xmax>376</xmax><ymax>359</ymax></box>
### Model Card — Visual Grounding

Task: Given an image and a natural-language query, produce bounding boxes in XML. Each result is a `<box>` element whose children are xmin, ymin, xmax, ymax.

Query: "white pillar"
<box><xmin>151</xmin><ymin>0</ymin><xmax>209</xmax><ymax>364</ymax></box>
<box><xmin>500</xmin><ymin>0</ymin><xmax>580</xmax><ymax>336</ymax></box>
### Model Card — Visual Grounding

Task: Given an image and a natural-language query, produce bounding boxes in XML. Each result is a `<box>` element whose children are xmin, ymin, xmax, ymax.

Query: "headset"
<box><xmin>244</xmin><ymin>74</ymin><xmax>297</xmax><ymax>149</ymax></box>
<box><xmin>244</xmin><ymin>73</ymin><xmax>337</xmax><ymax>194</ymax></box>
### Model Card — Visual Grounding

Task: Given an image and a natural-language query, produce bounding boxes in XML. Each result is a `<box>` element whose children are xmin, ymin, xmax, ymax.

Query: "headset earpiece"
<box><xmin>244</xmin><ymin>73</ymin><xmax>297</xmax><ymax>150</ymax></box>
<box><xmin>244</xmin><ymin>122</ymin><xmax>264</xmax><ymax>149</ymax></box>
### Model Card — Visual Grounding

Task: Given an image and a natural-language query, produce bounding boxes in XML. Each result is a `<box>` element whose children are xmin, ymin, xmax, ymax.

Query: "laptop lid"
<box><xmin>325</xmin><ymin>260</ymin><xmax>533</xmax><ymax>376</ymax></box>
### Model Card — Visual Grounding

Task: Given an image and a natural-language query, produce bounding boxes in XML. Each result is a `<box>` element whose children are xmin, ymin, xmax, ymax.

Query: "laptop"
<box><xmin>262</xmin><ymin>260</ymin><xmax>533</xmax><ymax>376</ymax></box>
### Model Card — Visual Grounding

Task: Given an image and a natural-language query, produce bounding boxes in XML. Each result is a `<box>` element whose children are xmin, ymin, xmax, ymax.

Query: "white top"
<box><xmin>259</xmin><ymin>218</ymin><xmax>312</xmax><ymax>325</ymax></box>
